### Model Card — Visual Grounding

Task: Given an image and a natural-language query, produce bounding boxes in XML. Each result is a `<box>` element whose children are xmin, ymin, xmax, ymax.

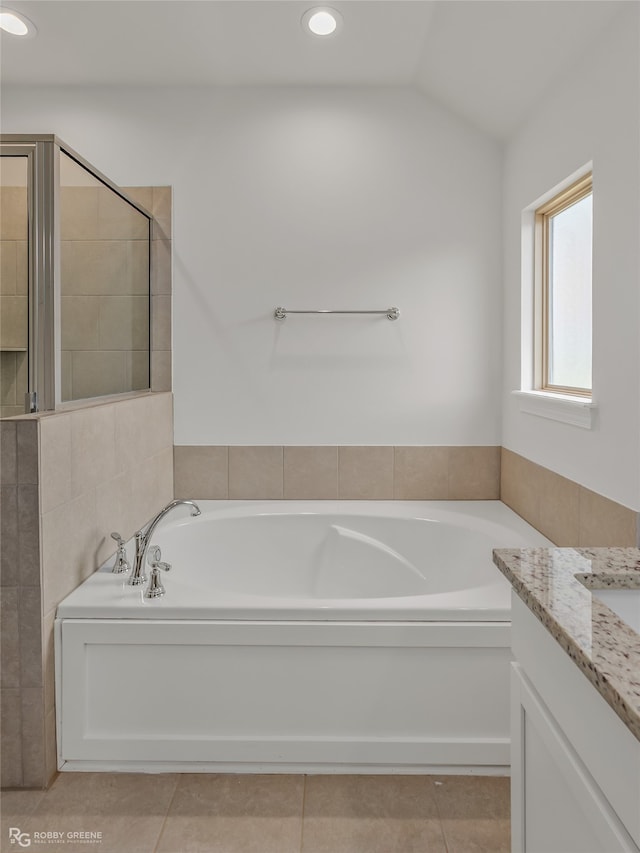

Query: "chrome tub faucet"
<box><xmin>127</xmin><ymin>499</ymin><xmax>201</xmax><ymax>586</ymax></box>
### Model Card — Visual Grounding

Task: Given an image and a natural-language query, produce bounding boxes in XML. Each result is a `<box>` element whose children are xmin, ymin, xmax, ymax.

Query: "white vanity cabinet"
<box><xmin>510</xmin><ymin>593</ymin><xmax>640</xmax><ymax>853</ymax></box>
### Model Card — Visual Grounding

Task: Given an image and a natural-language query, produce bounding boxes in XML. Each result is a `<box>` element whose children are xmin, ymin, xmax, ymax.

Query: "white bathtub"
<box><xmin>55</xmin><ymin>500</ymin><xmax>552</xmax><ymax>775</ymax></box>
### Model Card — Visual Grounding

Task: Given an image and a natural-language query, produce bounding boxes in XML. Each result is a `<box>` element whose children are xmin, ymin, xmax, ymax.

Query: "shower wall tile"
<box><xmin>95</xmin><ymin>471</ymin><xmax>130</xmax><ymax>546</ymax></box>
<box><xmin>28</xmin><ymin>392</ymin><xmax>174</xmax><ymax>787</ymax></box>
<box><xmin>21</xmin><ymin>688</ymin><xmax>45</xmax><ymax>788</ymax></box>
<box><xmin>152</xmin><ymin>295</ymin><xmax>172</xmax><ymax>351</ymax></box>
<box><xmin>229</xmin><ymin>446</ymin><xmax>284</xmax><ymax>499</ymax></box>
<box><xmin>62</xmin><ymin>240</ymin><xmax>148</xmax><ymax>297</ymax></box>
<box><xmin>125</xmin><ymin>351</ymin><xmax>151</xmax><ymax>392</ymax></box>
<box><xmin>0</xmin><ymin>295</ymin><xmax>28</xmax><ymax>349</ymax></box>
<box><xmin>151</xmin><ymin>350</ymin><xmax>172</xmax><ymax>393</ymax></box>
<box><xmin>284</xmin><ymin>446</ymin><xmax>338</xmax><ymax>499</ymax></box>
<box><xmin>98</xmin><ymin>295</ymin><xmax>149</xmax><ymax>351</ymax></box>
<box><xmin>0</xmin><ymin>405</ymin><xmax>25</xmax><ymax>418</ymax></box>
<box><xmin>17</xmin><ymin>420</ymin><xmax>38</xmax><ymax>485</ymax></box>
<box><xmin>1</xmin><ymin>420</ymin><xmax>17</xmax><ymax>484</ymax></box>
<box><xmin>174</xmin><ymin>445</ymin><xmax>229</xmax><ymax>500</ymax></box>
<box><xmin>97</xmin><ymin>187</ymin><xmax>149</xmax><ymax>241</ymax></box>
<box><xmin>41</xmin><ymin>491</ymin><xmax>98</xmax><ymax>615</ymax></box>
<box><xmin>1</xmin><ymin>586</ymin><xmax>20</xmax><ymax>688</ymax></box>
<box><xmin>70</xmin><ymin>404</ymin><xmax>117</xmax><ymax>498</ymax></box>
<box><xmin>40</xmin><ymin>414</ymin><xmax>72</xmax><ymax>514</ymax></box>
<box><xmin>123</xmin><ymin>186</ymin><xmax>153</xmax><ymax>211</ymax></box>
<box><xmin>152</xmin><ymin>240</ymin><xmax>172</xmax><ymax>295</ymax></box>
<box><xmin>18</xmin><ymin>485</ymin><xmax>42</xmax><ymax>588</ymax></box>
<box><xmin>60</xmin><ymin>187</ymin><xmax>99</xmax><ymax>241</ymax></box>
<box><xmin>0</xmin><ymin>418</ymin><xmax>44</xmax><ymax>788</ymax></box>
<box><xmin>115</xmin><ymin>396</ymin><xmax>152</xmax><ymax>472</ymax></box>
<box><xmin>152</xmin><ymin>187</ymin><xmax>172</xmax><ymax>239</ymax></box>
<box><xmin>1</xmin><ymin>688</ymin><xmax>23</xmax><ymax>787</ymax></box>
<box><xmin>1</xmin><ymin>353</ymin><xmax>18</xmax><ymax>406</ymax></box>
<box><xmin>43</xmin><ymin>608</ymin><xmax>56</xmax><ymax>714</ymax></box>
<box><xmin>1</xmin><ymin>486</ymin><xmax>19</xmax><ymax>587</ymax></box>
<box><xmin>2</xmin><ymin>352</ymin><xmax>28</xmax><ymax>409</ymax></box>
<box><xmin>19</xmin><ymin>587</ymin><xmax>43</xmax><ymax>689</ymax></box>
<box><xmin>0</xmin><ymin>240</ymin><xmax>17</xmax><ymax>293</ymax></box>
<box><xmin>0</xmin><ymin>187</ymin><xmax>28</xmax><ymax>240</ymax></box>
<box><xmin>61</xmin><ymin>184</ymin><xmax>171</xmax><ymax>401</ymax></box>
<box><xmin>394</xmin><ymin>446</ymin><xmax>448</xmax><ymax>499</ymax></box>
<box><xmin>44</xmin><ymin>707</ymin><xmax>57</xmax><ymax>788</ymax></box>
<box><xmin>61</xmin><ymin>296</ymin><xmax>101</xmax><ymax>350</ymax></box>
<box><xmin>449</xmin><ymin>446</ymin><xmax>501</xmax><ymax>500</ymax></box>
<box><xmin>16</xmin><ymin>241</ymin><xmax>28</xmax><ymax>294</ymax></box>
<box><xmin>70</xmin><ymin>350</ymin><xmax>127</xmax><ymax>399</ymax></box>
<box><xmin>338</xmin><ymin>446</ymin><xmax>394</xmax><ymax>500</ymax></box>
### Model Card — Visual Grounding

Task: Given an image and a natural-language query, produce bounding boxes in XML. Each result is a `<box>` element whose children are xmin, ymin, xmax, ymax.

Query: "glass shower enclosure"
<box><xmin>0</xmin><ymin>135</ymin><xmax>152</xmax><ymax>415</ymax></box>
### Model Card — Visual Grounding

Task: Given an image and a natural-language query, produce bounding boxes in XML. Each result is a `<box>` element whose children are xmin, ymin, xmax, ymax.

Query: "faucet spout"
<box><xmin>127</xmin><ymin>499</ymin><xmax>201</xmax><ymax>586</ymax></box>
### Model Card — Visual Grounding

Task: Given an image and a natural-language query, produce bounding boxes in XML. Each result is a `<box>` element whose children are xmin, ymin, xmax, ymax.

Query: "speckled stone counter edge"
<box><xmin>493</xmin><ymin>547</ymin><xmax>640</xmax><ymax>743</ymax></box>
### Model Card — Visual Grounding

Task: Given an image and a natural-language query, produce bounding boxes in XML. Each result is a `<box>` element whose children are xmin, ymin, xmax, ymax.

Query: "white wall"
<box><xmin>1</xmin><ymin>86</ymin><xmax>502</xmax><ymax>445</ymax></box>
<box><xmin>501</xmin><ymin>4</ymin><xmax>640</xmax><ymax>510</ymax></box>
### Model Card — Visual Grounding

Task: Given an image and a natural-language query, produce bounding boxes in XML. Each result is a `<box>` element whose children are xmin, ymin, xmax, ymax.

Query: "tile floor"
<box><xmin>1</xmin><ymin>772</ymin><xmax>510</xmax><ymax>853</ymax></box>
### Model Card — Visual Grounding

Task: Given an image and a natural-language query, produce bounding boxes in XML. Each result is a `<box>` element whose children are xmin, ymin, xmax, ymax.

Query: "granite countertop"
<box><xmin>492</xmin><ymin>547</ymin><xmax>640</xmax><ymax>742</ymax></box>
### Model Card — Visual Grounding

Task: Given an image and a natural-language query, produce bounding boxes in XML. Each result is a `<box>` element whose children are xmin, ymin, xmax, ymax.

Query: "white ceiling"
<box><xmin>0</xmin><ymin>0</ymin><xmax>626</xmax><ymax>138</ymax></box>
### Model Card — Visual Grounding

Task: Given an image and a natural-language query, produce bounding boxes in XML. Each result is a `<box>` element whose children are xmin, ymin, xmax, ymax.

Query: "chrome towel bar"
<box><xmin>274</xmin><ymin>307</ymin><xmax>399</xmax><ymax>321</ymax></box>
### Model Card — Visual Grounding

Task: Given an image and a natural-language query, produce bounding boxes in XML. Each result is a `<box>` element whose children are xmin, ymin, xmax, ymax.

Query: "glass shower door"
<box><xmin>0</xmin><ymin>154</ymin><xmax>30</xmax><ymax>416</ymax></box>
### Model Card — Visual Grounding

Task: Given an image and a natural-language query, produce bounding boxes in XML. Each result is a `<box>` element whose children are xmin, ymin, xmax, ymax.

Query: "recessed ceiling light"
<box><xmin>0</xmin><ymin>7</ymin><xmax>37</xmax><ymax>37</ymax></box>
<box><xmin>302</xmin><ymin>7</ymin><xmax>342</xmax><ymax>37</ymax></box>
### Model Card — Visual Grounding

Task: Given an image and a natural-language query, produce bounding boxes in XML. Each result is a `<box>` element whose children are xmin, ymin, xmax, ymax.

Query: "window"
<box><xmin>535</xmin><ymin>173</ymin><xmax>592</xmax><ymax>397</ymax></box>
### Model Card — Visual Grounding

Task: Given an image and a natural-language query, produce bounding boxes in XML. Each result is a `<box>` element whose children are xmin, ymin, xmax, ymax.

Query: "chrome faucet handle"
<box><xmin>147</xmin><ymin>545</ymin><xmax>171</xmax><ymax>572</ymax></box>
<box><xmin>144</xmin><ymin>545</ymin><xmax>171</xmax><ymax>599</ymax></box>
<box><xmin>110</xmin><ymin>531</ymin><xmax>130</xmax><ymax>575</ymax></box>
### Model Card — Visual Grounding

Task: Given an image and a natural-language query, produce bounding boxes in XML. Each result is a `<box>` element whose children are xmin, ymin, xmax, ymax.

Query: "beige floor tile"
<box><xmin>157</xmin><ymin>773</ymin><xmax>304</xmax><ymax>853</ymax></box>
<box><xmin>439</xmin><ymin>818</ymin><xmax>511</xmax><ymax>852</ymax></box>
<box><xmin>21</xmin><ymin>814</ymin><xmax>167</xmax><ymax>853</ymax></box>
<box><xmin>302</xmin><ymin>775</ymin><xmax>447</xmax><ymax>853</ymax></box>
<box><xmin>432</xmin><ymin>775</ymin><xmax>510</xmax><ymax>819</ymax></box>
<box><xmin>1</xmin><ymin>788</ymin><xmax>45</xmax><ymax>816</ymax></box>
<box><xmin>19</xmin><ymin>772</ymin><xmax>178</xmax><ymax>853</ymax></box>
<box><xmin>432</xmin><ymin>775</ymin><xmax>510</xmax><ymax>851</ymax></box>
<box><xmin>1</xmin><ymin>789</ymin><xmax>45</xmax><ymax>853</ymax></box>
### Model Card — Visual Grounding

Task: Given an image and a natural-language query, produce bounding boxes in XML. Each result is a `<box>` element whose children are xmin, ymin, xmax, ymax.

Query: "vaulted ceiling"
<box><xmin>0</xmin><ymin>0</ymin><xmax>625</xmax><ymax>138</ymax></box>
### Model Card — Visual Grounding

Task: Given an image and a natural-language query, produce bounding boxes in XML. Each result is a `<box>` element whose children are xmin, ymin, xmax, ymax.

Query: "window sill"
<box><xmin>512</xmin><ymin>390</ymin><xmax>596</xmax><ymax>429</ymax></box>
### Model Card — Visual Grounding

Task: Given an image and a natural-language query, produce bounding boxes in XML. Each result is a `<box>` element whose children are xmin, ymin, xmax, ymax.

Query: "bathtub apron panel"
<box><xmin>56</xmin><ymin>619</ymin><xmax>511</xmax><ymax>773</ymax></box>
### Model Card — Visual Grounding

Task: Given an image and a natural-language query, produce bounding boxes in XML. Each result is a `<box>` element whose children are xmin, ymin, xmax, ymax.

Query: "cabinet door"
<box><xmin>511</xmin><ymin>664</ymin><xmax>638</xmax><ymax>853</ymax></box>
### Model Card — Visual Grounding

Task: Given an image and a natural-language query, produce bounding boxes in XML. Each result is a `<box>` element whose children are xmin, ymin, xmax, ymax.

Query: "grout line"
<box><xmin>152</xmin><ymin>774</ymin><xmax>180</xmax><ymax>853</ymax></box>
<box><xmin>429</xmin><ymin>777</ymin><xmax>451</xmax><ymax>853</ymax></box>
<box><xmin>299</xmin><ymin>774</ymin><xmax>308</xmax><ymax>853</ymax></box>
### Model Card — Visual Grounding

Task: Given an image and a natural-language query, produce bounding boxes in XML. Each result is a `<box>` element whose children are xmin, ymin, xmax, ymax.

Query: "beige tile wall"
<box><xmin>501</xmin><ymin>448</ymin><xmax>639</xmax><ymax>546</ymax></box>
<box><xmin>0</xmin><ymin>188</ymin><xmax>29</xmax><ymax>417</ymax></box>
<box><xmin>0</xmin><ymin>392</ymin><xmax>174</xmax><ymax>789</ymax></box>
<box><xmin>174</xmin><ymin>446</ymin><xmax>502</xmax><ymax>501</ymax></box>
<box><xmin>125</xmin><ymin>186</ymin><xmax>172</xmax><ymax>393</ymax></box>
<box><xmin>60</xmin><ymin>186</ymin><xmax>172</xmax><ymax>401</ymax></box>
<box><xmin>1</xmin><ymin>419</ymin><xmax>42</xmax><ymax>787</ymax></box>
<box><xmin>175</xmin><ymin>444</ymin><xmax>639</xmax><ymax>546</ymax></box>
<box><xmin>1</xmin><ymin>351</ymin><xmax>28</xmax><ymax>418</ymax></box>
